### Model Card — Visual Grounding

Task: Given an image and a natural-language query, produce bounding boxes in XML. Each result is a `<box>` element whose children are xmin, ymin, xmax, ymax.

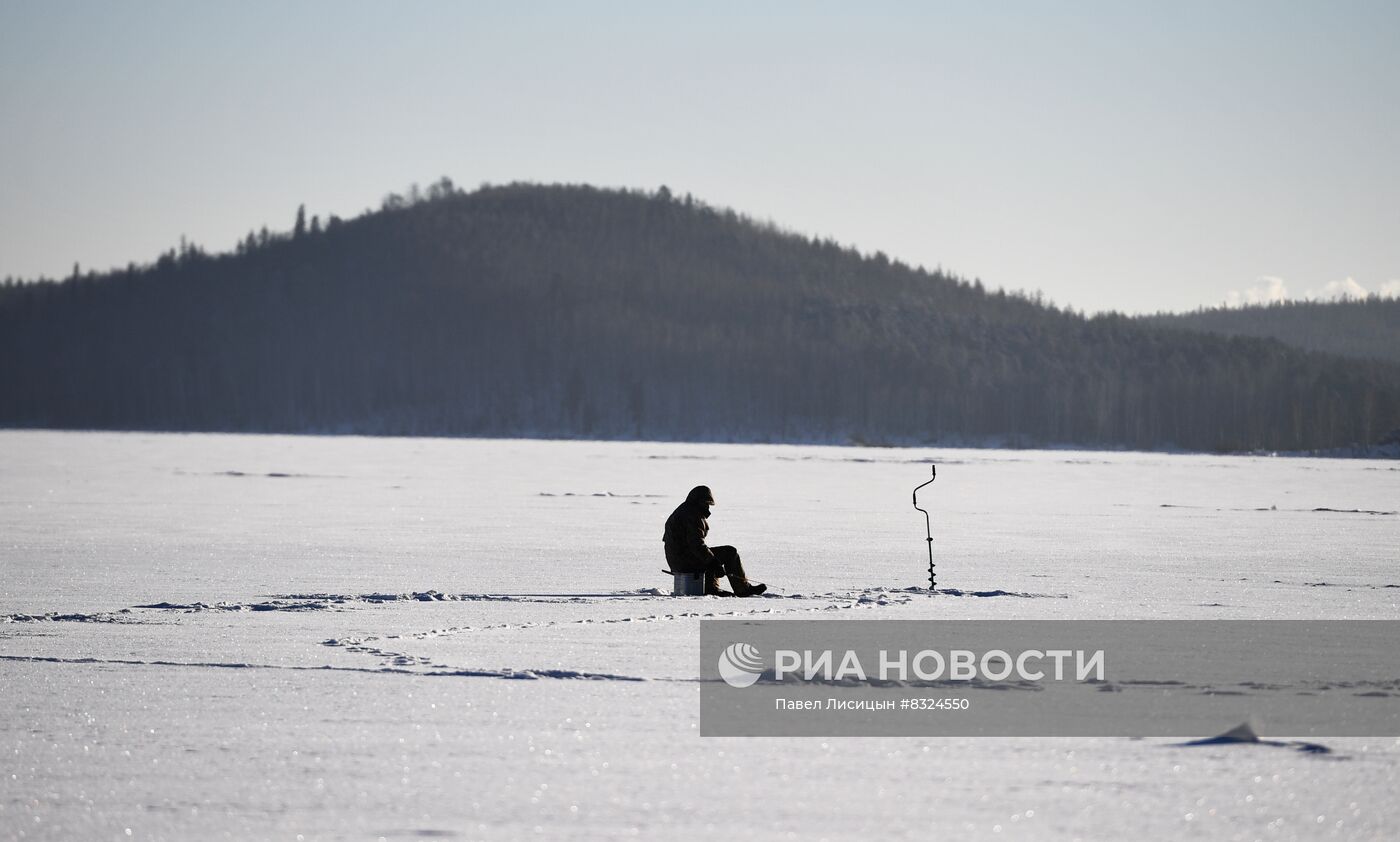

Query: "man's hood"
<box><xmin>685</xmin><ymin>485</ymin><xmax>715</xmax><ymax>507</ymax></box>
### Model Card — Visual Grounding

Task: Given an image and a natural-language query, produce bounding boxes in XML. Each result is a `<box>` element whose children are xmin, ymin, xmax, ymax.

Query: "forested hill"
<box><xmin>2</xmin><ymin>182</ymin><xmax>1399</xmax><ymax>453</ymax></box>
<box><xmin>1140</xmin><ymin>298</ymin><xmax>1400</xmax><ymax>365</ymax></box>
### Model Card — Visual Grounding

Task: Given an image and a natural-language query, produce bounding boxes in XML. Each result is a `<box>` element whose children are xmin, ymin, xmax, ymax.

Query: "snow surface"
<box><xmin>1</xmin><ymin>430</ymin><xmax>1397</xmax><ymax>840</ymax></box>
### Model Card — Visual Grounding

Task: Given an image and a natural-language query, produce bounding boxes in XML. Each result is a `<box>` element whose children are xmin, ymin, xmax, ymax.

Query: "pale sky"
<box><xmin>2</xmin><ymin>0</ymin><xmax>1397</xmax><ymax>313</ymax></box>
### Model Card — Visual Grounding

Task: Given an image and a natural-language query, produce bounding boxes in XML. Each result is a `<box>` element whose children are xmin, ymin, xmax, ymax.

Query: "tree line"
<box><xmin>1141</xmin><ymin>297</ymin><xmax>1400</xmax><ymax>365</ymax></box>
<box><xmin>2</xmin><ymin>181</ymin><xmax>1398</xmax><ymax>453</ymax></box>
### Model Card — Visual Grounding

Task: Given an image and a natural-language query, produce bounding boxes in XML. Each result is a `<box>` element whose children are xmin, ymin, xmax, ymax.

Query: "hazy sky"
<box><xmin>2</xmin><ymin>1</ymin><xmax>1398</xmax><ymax>313</ymax></box>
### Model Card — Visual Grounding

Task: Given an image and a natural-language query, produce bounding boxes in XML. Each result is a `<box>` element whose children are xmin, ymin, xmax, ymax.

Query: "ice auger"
<box><xmin>912</xmin><ymin>464</ymin><xmax>937</xmax><ymax>591</ymax></box>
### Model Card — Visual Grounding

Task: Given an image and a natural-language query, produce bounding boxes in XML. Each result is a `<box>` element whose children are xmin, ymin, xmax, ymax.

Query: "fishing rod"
<box><xmin>912</xmin><ymin>464</ymin><xmax>937</xmax><ymax>591</ymax></box>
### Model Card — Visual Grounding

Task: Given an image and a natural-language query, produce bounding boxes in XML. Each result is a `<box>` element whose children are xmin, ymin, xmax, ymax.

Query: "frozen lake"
<box><xmin>2</xmin><ymin>430</ymin><xmax>1397</xmax><ymax>839</ymax></box>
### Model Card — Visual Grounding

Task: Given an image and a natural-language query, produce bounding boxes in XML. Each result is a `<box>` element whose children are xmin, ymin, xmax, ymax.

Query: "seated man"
<box><xmin>663</xmin><ymin>485</ymin><xmax>766</xmax><ymax>597</ymax></box>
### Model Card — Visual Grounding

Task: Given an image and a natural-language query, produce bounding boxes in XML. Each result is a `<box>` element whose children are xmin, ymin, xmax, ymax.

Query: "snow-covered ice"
<box><xmin>1</xmin><ymin>430</ymin><xmax>1397</xmax><ymax>839</ymax></box>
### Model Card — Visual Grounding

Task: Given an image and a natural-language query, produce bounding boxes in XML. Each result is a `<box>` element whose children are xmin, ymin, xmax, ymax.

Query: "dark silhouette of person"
<box><xmin>663</xmin><ymin>485</ymin><xmax>767</xmax><ymax>597</ymax></box>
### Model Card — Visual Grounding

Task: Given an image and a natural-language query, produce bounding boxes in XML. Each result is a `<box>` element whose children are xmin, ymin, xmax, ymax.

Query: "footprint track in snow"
<box><xmin>319</xmin><ymin>586</ymin><xmax>935</xmax><ymax>673</ymax></box>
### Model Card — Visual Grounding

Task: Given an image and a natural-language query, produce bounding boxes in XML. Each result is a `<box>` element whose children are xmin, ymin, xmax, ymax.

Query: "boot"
<box><xmin>704</xmin><ymin>572</ymin><xmax>735</xmax><ymax>597</ymax></box>
<box><xmin>729</xmin><ymin>576</ymin><xmax>767</xmax><ymax>598</ymax></box>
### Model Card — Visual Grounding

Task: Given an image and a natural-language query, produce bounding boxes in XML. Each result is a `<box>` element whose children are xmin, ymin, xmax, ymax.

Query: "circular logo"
<box><xmin>718</xmin><ymin>642</ymin><xmax>764</xmax><ymax>688</ymax></box>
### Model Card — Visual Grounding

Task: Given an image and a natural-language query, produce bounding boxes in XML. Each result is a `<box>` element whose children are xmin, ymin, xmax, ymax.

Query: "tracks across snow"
<box><xmin>315</xmin><ymin>585</ymin><xmax>941</xmax><ymax>674</ymax></box>
<box><xmin>5</xmin><ymin>584</ymin><xmax>1060</xmax><ymax>681</ymax></box>
<box><xmin>311</xmin><ymin>585</ymin><xmax>1065</xmax><ymax>675</ymax></box>
<box><xmin>1160</xmin><ymin>503</ymin><xmax>1397</xmax><ymax>516</ymax></box>
<box><xmin>0</xmin><ymin>654</ymin><xmax>646</xmax><ymax>682</ymax></box>
<box><xmin>7</xmin><ymin>583</ymin><xmax>1061</xmax><ymax>625</ymax></box>
<box><xmin>1</xmin><ymin>609</ymin><xmax>152</xmax><ymax>624</ymax></box>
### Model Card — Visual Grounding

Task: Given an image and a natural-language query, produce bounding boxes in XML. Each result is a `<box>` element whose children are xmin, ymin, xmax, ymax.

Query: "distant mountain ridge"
<box><xmin>1140</xmin><ymin>298</ymin><xmax>1400</xmax><ymax>365</ymax></box>
<box><xmin>2</xmin><ymin>181</ymin><xmax>1398</xmax><ymax>453</ymax></box>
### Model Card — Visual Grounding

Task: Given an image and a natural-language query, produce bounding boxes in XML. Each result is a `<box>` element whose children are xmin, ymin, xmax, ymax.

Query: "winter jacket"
<box><xmin>663</xmin><ymin>494</ymin><xmax>717</xmax><ymax>574</ymax></box>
